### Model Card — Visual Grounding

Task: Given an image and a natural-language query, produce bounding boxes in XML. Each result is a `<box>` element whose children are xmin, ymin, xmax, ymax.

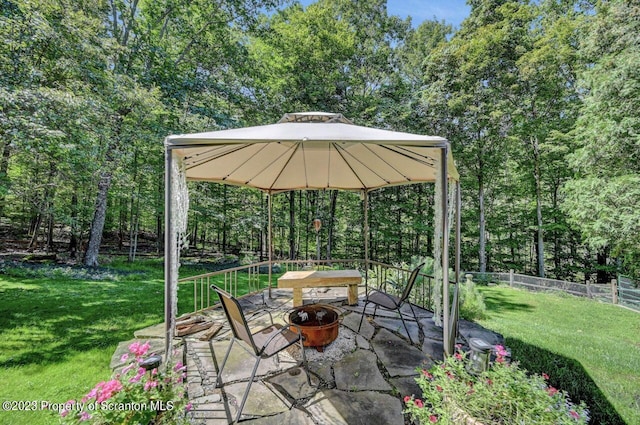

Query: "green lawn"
<box><xmin>0</xmin><ymin>258</ymin><xmax>201</xmax><ymax>425</ymax></box>
<box><xmin>477</xmin><ymin>285</ymin><xmax>640</xmax><ymax>425</ymax></box>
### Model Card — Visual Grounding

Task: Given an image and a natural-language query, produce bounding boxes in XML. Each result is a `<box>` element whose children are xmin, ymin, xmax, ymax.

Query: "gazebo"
<box><xmin>163</xmin><ymin>112</ymin><xmax>461</xmax><ymax>358</ymax></box>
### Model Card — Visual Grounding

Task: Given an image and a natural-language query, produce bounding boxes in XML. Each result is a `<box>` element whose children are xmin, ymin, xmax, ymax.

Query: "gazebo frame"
<box><xmin>163</xmin><ymin>112</ymin><xmax>461</xmax><ymax>358</ymax></box>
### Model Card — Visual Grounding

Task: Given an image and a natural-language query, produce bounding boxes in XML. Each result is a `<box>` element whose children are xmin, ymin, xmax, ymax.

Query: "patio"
<box><xmin>125</xmin><ymin>286</ymin><xmax>503</xmax><ymax>424</ymax></box>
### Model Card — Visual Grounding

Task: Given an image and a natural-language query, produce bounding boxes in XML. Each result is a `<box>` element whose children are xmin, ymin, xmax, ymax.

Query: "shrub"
<box><xmin>458</xmin><ymin>278</ymin><xmax>487</xmax><ymax>321</ymax></box>
<box><xmin>404</xmin><ymin>345</ymin><xmax>589</xmax><ymax>424</ymax></box>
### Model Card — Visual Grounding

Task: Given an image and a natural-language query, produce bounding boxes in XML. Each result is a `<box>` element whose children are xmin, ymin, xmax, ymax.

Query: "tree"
<box><xmin>563</xmin><ymin>0</ymin><xmax>640</xmax><ymax>277</ymax></box>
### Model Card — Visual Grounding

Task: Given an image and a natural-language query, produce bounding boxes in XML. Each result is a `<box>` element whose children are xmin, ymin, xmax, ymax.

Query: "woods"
<box><xmin>1</xmin><ymin>0</ymin><xmax>638</xmax><ymax>281</ymax></box>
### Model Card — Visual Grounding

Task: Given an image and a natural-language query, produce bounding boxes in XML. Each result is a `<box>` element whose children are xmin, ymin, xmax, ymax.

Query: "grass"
<box><xmin>477</xmin><ymin>285</ymin><xmax>640</xmax><ymax>425</ymax></box>
<box><xmin>0</xmin><ymin>257</ymin><xmax>208</xmax><ymax>425</ymax></box>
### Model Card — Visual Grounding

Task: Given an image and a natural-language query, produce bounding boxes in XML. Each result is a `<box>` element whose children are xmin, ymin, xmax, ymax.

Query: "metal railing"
<box><xmin>178</xmin><ymin>258</ymin><xmax>439</xmax><ymax>315</ymax></box>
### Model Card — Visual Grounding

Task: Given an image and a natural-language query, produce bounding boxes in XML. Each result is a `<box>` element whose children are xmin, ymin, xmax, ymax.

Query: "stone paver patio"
<box><xmin>118</xmin><ymin>287</ymin><xmax>503</xmax><ymax>424</ymax></box>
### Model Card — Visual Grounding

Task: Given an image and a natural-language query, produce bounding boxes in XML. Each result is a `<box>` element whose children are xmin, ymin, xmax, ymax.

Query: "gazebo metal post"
<box><xmin>441</xmin><ymin>146</ymin><xmax>451</xmax><ymax>356</ymax></box>
<box><xmin>164</xmin><ymin>147</ymin><xmax>175</xmax><ymax>360</ymax></box>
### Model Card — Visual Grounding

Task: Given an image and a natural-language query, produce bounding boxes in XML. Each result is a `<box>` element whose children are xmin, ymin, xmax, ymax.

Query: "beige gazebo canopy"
<box><xmin>164</xmin><ymin>112</ymin><xmax>461</xmax><ymax>356</ymax></box>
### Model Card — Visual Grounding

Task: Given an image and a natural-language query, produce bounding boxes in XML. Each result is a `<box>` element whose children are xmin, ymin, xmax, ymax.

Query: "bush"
<box><xmin>458</xmin><ymin>278</ymin><xmax>487</xmax><ymax>321</ymax></box>
<box><xmin>404</xmin><ymin>346</ymin><xmax>589</xmax><ymax>424</ymax></box>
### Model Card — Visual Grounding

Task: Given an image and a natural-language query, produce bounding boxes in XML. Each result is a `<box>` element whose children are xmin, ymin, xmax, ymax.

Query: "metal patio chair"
<box><xmin>357</xmin><ymin>263</ymin><xmax>425</xmax><ymax>344</ymax></box>
<box><xmin>212</xmin><ymin>286</ymin><xmax>312</xmax><ymax>423</ymax></box>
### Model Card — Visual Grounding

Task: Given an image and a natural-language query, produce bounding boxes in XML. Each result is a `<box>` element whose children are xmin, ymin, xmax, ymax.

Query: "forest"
<box><xmin>1</xmin><ymin>0</ymin><xmax>638</xmax><ymax>281</ymax></box>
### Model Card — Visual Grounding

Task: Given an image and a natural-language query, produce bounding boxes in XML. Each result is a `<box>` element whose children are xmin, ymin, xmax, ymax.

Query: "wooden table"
<box><xmin>277</xmin><ymin>270</ymin><xmax>362</xmax><ymax>307</ymax></box>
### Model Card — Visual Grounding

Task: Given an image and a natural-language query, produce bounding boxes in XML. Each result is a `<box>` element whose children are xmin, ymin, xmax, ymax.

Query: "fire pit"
<box><xmin>288</xmin><ymin>304</ymin><xmax>340</xmax><ymax>352</ymax></box>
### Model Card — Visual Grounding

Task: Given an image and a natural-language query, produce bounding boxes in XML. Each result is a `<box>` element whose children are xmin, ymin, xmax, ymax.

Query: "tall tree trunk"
<box><xmin>326</xmin><ymin>190</ymin><xmax>338</xmax><ymax>261</ymax></box>
<box><xmin>222</xmin><ymin>185</ymin><xmax>228</xmax><ymax>254</ymax></box>
<box><xmin>289</xmin><ymin>191</ymin><xmax>295</xmax><ymax>259</ymax></box>
<box><xmin>128</xmin><ymin>148</ymin><xmax>139</xmax><ymax>262</ymax></box>
<box><xmin>69</xmin><ymin>192</ymin><xmax>79</xmax><ymax>258</ymax></box>
<box><xmin>0</xmin><ymin>140</ymin><xmax>11</xmax><ymax>218</ymax></box>
<box><xmin>478</xmin><ymin>174</ymin><xmax>487</xmax><ymax>273</ymax></box>
<box><xmin>597</xmin><ymin>248</ymin><xmax>608</xmax><ymax>284</ymax></box>
<box><xmin>84</xmin><ymin>170</ymin><xmax>113</xmax><ymax>266</ymax></box>
<box><xmin>396</xmin><ymin>187</ymin><xmax>402</xmax><ymax>260</ymax></box>
<box><xmin>533</xmin><ymin>137</ymin><xmax>545</xmax><ymax>278</ymax></box>
<box><xmin>414</xmin><ymin>185</ymin><xmax>422</xmax><ymax>255</ymax></box>
<box><xmin>156</xmin><ymin>176</ymin><xmax>163</xmax><ymax>254</ymax></box>
<box><xmin>84</xmin><ymin>108</ymin><xmax>129</xmax><ymax>266</ymax></box>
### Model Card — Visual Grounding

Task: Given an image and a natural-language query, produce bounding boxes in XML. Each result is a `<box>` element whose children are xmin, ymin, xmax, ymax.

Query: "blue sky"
<box><xmin>387</xmin><ymin>0</ymin><xmax>471</xmax><ymax>28</ymax></box>
<box><xmin>296</xmin><ymin>0</ymin><xmax>471</xmax><ymax>29</ymax></box>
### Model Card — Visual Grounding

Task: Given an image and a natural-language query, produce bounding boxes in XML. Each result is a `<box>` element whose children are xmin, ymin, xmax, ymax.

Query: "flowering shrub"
<box><xmin>404</xmin><ymin>345</ymin><xmax>589</xmax><ymax>424</ymax></box>
<box><xmin>60</xmin><ymin>341</ymin><xmax>190</xmax><ymax>424</ymax></box>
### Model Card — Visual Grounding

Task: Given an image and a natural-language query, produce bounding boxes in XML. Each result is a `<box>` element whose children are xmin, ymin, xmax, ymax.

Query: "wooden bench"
<box><xmin>277</xmin><ymin>270</ymin><xmax>362</xmax><ymax>307</ymax></box>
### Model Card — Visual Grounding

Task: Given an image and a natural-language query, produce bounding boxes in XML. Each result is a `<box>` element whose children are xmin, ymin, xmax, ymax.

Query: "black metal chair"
<box><xmin>357</xmin><ymin>263</ymin><xmax>425</xmax><ymax>344</ymax></box>
<box><xmin>212</xmin><ymin>286</ymin><xmax>312</xmax><ymax>423</ymax></box>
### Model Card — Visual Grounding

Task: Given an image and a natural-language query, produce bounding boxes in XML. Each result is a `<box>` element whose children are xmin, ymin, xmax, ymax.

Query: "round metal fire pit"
<box><xmin>288</xmin><ymin>304</ymin><xmax>340</xmax><ymax>352</ymax></box>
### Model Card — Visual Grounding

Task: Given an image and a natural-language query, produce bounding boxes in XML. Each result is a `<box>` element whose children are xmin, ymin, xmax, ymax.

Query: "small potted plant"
<box><xmin>404</xmin><ymin>345</ymin><xmax>589</xmax><ymax>424</ymax></box>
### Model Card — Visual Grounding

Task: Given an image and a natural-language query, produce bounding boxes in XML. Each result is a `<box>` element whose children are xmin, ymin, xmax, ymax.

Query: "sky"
<box><xmin>296</xmin><ymin>0</ymin><xmax>472</xmax><ymax>29</ymax></box>
<box><xmin>385</xmin><ymin>0</ymin><xmax>471</xmax><ymax>28</ymax></box>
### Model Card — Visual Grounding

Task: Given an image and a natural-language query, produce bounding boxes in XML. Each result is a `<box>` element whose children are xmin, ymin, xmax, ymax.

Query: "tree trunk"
<box><xmin>396</xmin><ymin>187</ymin><xmax>402</xmax><ymax>260</ymax></box>
<box><xmin>84</xmin><ymin>170</ymin><xmax>113</xmax><ymax>267</ymax></box>
<box><xmin>597</xmin><ymin>248</ymin><xmax>608</xmax><ymax>284</ymax></box>
<box><xmin>0</xmin><ymin>139</ymin><xmax>12</xmax><ymax>218</ymax></box>
<box><xmin>533</xmin><ymin>137</ymin><xmax>545</xmax><ymax>278</ymax></box>
<box><xmin>69</xmin><ymin>192</ymin><xmax>79</xmax><ymax>258</ymax></box>
<box><xmin>478</xmin><ymin>175</ymin><xmax>487</xmax><ymax>273</ymax></box>
<box><xmin>156</xmin><ymin>177</ymin><xmax>163</xmax><ymax>254</ymax></box>
<box><xmin>326</xmin><ymin>190</ymin><xmax>338</xmax><ymax>261</ymax></box>
<box><xmin>222</xmin><ymin>185</ymin><xmax>228</xmax><ymax>254</ymax></box>
<box><xmin>289</xmin><ymin>191</ymin><xmax>295</xmax><ymax>259</ymax></box>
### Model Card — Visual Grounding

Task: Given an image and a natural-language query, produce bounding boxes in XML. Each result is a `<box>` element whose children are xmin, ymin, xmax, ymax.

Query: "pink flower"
<box><xmin>95</xmin><ymin>379</ymin><xmax>123</xmax><ymax>403</ymax></box>
<box><xmin>173</xmin><ymin>361</ymin><xmax>186</xmax><ymax>372</ymax></box>
<box><xmin>84</xmin><ymin>384</ymin><xmax>100</xmax><ymax>401</ymax></box>
<box><xmin>570</xmin><ymin>410</ymin><xmax>580</xmax><ymax>420</ymax></box>
<box><xmin>144</xmin><ymin>380</ymin><xmax>158</xmax><ymax>391</ymax></box>
<box><xmin>547</xmin><ymin>386</ymin><xmax>558</xmax><ymax>397</ymax></box>
<box><xmin>129</xmin><ymin>341</ymin><xmax>151</xmax><ymax>357</ymax></box>
<box><xmin>422</xmin><ymin>370</ymin><xmax>433</xmax><ymax>379</ymax></box>
<box><xmin>404</xmin><ymin>396</ymin><xmax>411</xmax><ymax>403</ymax></box>
<box><xmin>79</xmin><ymin>411</ymin><xmax>91</xmax><ymax>421</ymax></box>
<box><xmin>494</xmin><ymin>345</ymin><xmax>508</xmax><ymax>363</ymax></box>
<box><xmin>415</xmin><ymin>399</ymin><xmax>424</xmax><ymax>408</ymax></box>
<box><xmin>152</xmin><ymin>368</ymin><xmax>158</xmax><ymax>376</ymax></box>
<box><xmin>542</xmin><ymin>373</ymin><xmax>549</xmax><ymax>380</ymax></box>
<box><xmin>429</xmin><ymin>415</ymin><xmax>438</xmax><ymax>423</ymax></box>
<box><xmin>486</xmin><ymin>378</ymin><xmax>493</xmax><ymax>386</ymax></box>
<box><xmin>129</xmin><ymin>368</ymin><xmax>146</xmax><ymax>384</ymax></box>
<box><xmin>436</xmin><ymin>385</ymin><xmax>443</xmax><ymax>392</ymax></box>
<box><xmin>495</xmin><ymin>345</ymin><xmax>507</xmax><ymax>356</ymax></box>
<box><xmin>454</xmin><ymin>352</ymin><xmax>463</xmax><ymax>360</ymax></box>
<box><xmin>185</xmin><ymin>402</ymin><xmax>193</xmax><ymax>412</ymax></box>
<box><xmin>120</xmin><ymin>353</ymin><xmax>129</xmax><ymax>362</ymax></box>
<box><xmin>122</xmin><ymin>363</ymin><xmax>136</xmax><ymax>375</ymax></box>
<box><xmin>60</xmin><ymin>409</ymin><xmax>69</xmax><ymax>417</ymax></box>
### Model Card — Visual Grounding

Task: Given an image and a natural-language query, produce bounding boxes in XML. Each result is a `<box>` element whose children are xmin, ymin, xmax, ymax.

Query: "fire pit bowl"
<box><xmin>288</xmin><ymin>304</ymin><xmax>340</xmax><ymax>352</ymax></box>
